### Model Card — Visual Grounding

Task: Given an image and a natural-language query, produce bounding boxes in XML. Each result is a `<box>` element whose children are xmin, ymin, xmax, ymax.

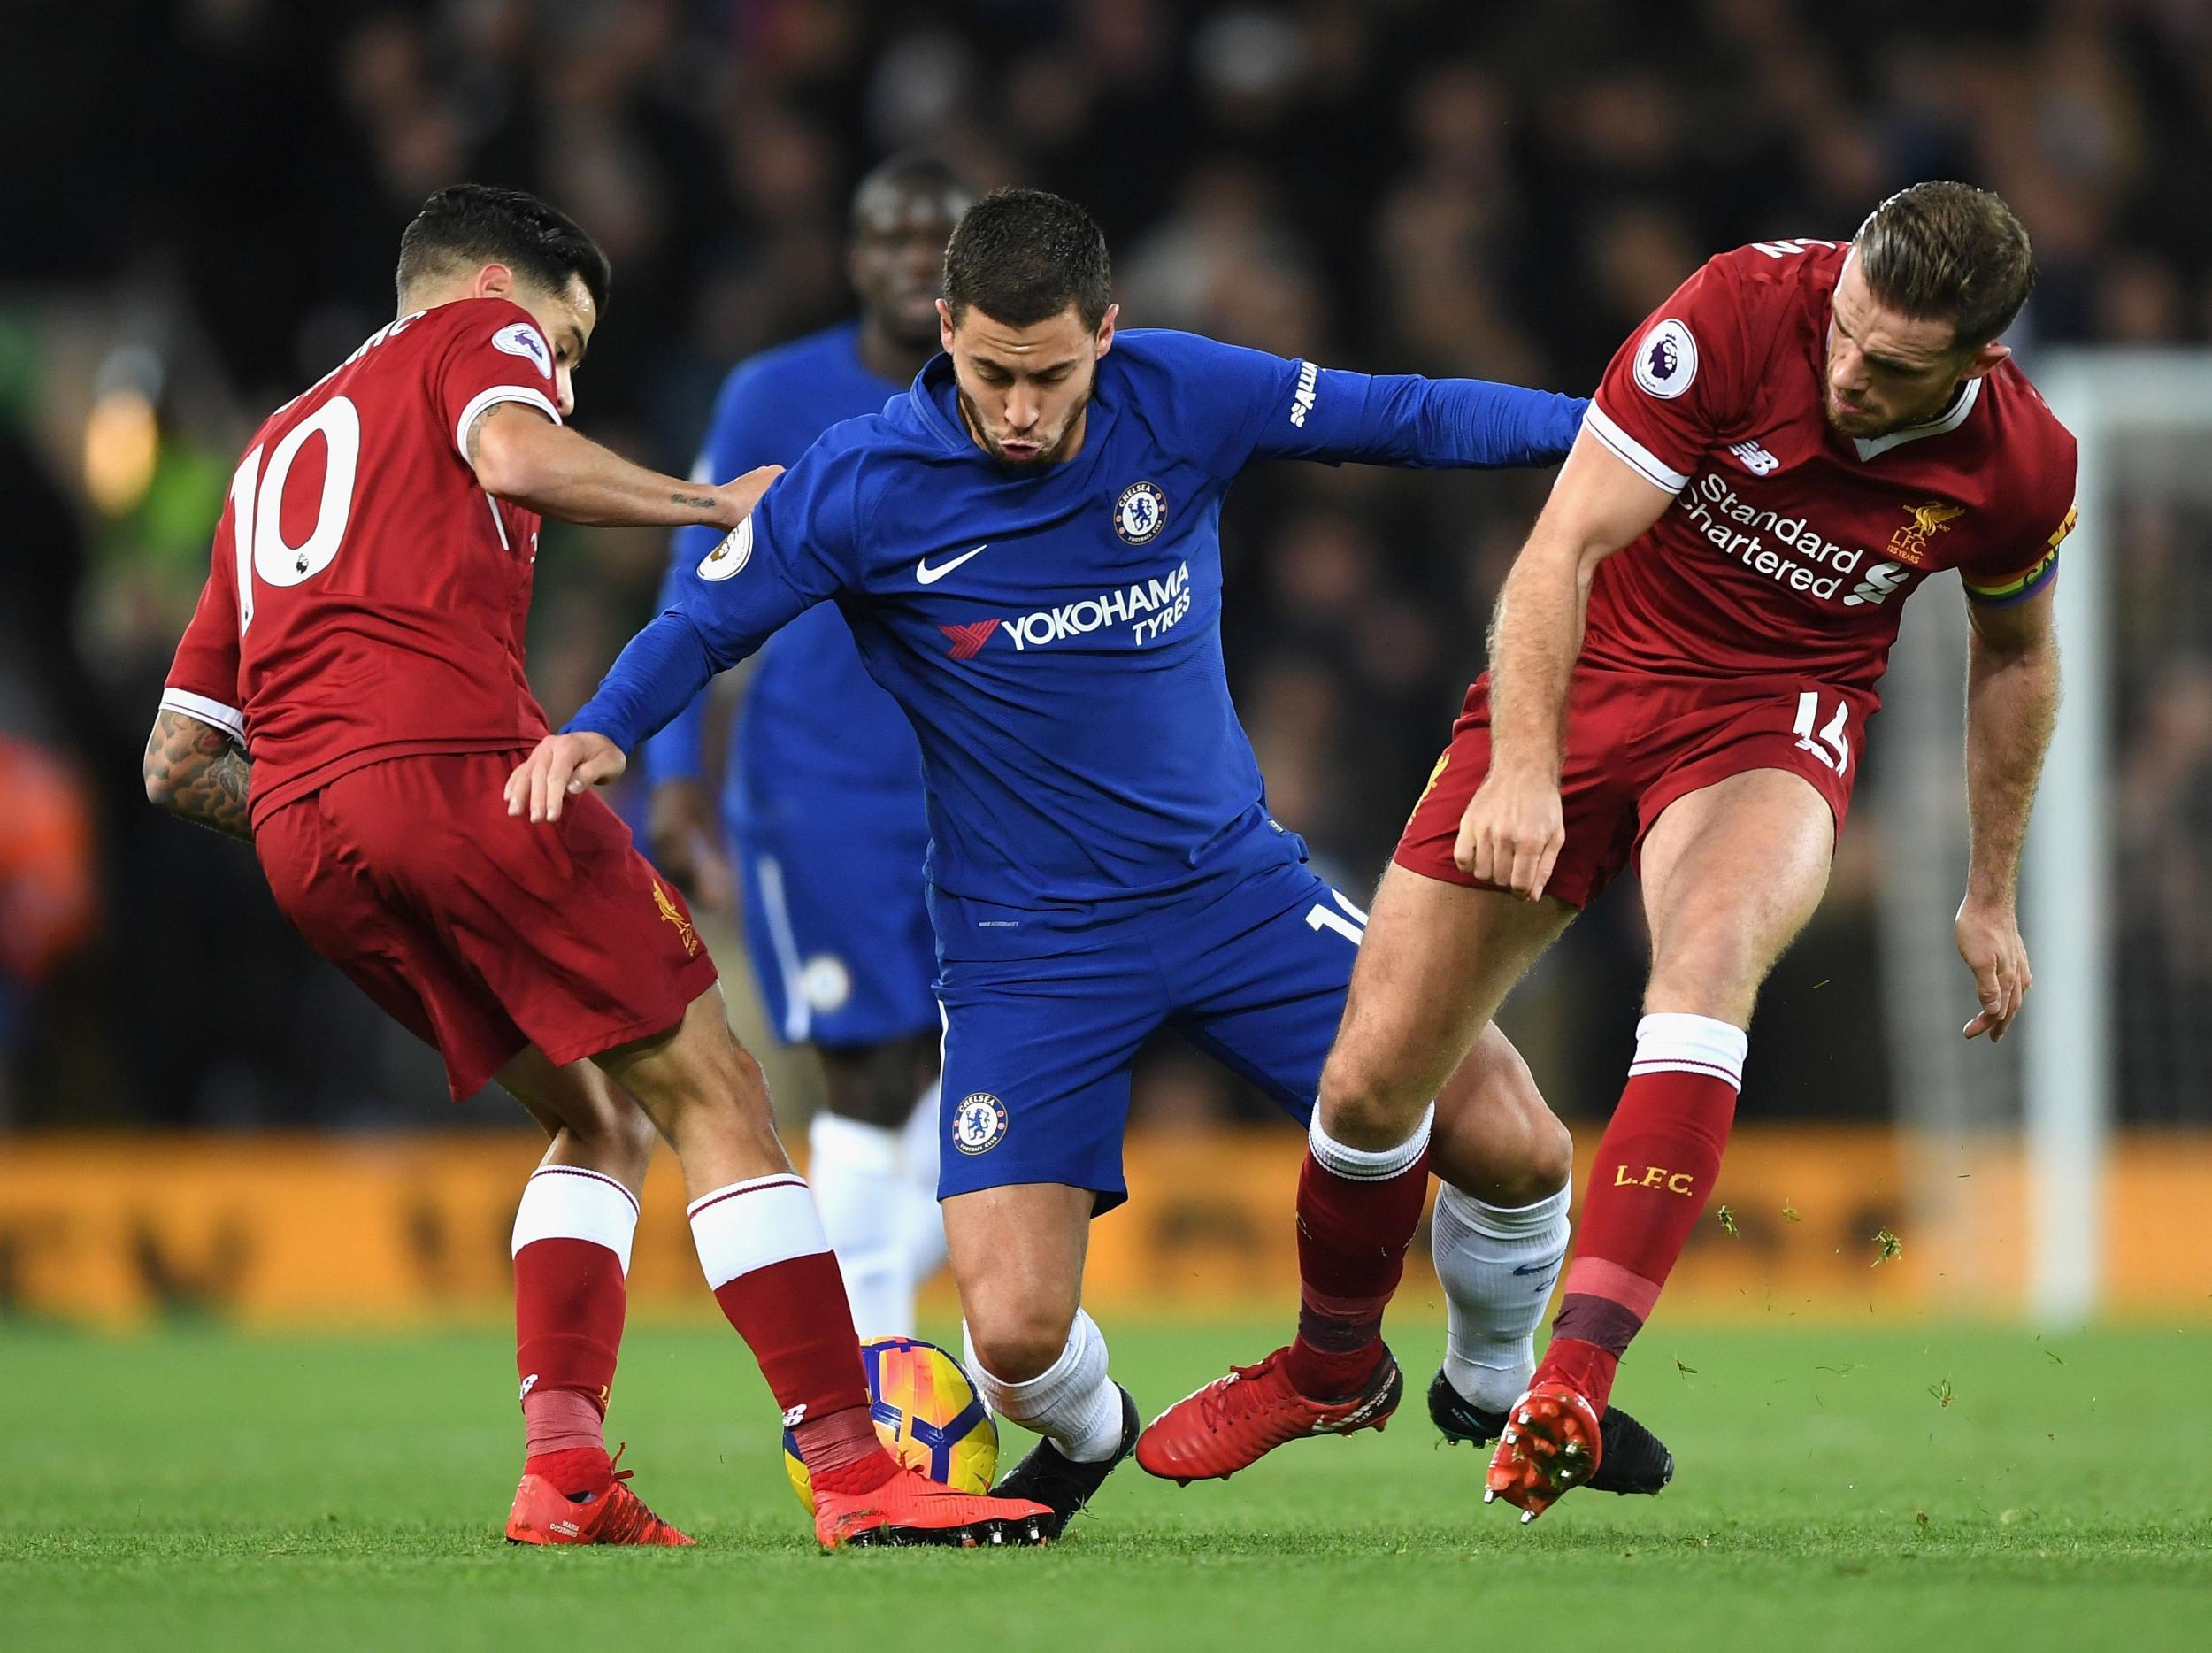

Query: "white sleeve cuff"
<box><xmin>1584</xmin><ymin>403</ymin><xmax>1693</xmax><ymax>495</ymax></box>
<box><xmin>159</xmin><ymin>688</ymin><xmax>247</xmax><ymax>748</ymax></box>
<box><xmin>453</xmin><ymin>384</ymin><xmax>561</xmax><ymax>461</ymax></box>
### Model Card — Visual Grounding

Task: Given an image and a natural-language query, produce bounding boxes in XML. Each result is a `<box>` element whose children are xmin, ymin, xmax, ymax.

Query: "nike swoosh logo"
<box><xmin>917</xmin><ymin>542</ymin><xmax>989</xmax><ymax>585</ymax></box>
<box><xmin>1510</xmin><ymin>1253</ymin><xmax>1567</xmax><ymax>1277</ymax></box>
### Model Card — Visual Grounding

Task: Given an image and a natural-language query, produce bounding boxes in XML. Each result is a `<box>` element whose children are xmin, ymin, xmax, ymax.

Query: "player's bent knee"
<box><xmin>1317</xmin><ymin>1058</ymin><xmax>1432</xmax><ymax>1152</ymax></box>
<box><xmin>1478</xmin><ymin>1109</ymin><xmax>1573</xmax><ymax>1205</ymax></box>
<box><xmin>1432</xmin><ymin>1057</ymin><xmax>1572</xmax><ymax>1204</ymax></box>
<box><xmin>602</xmin><ymin>1099</ymin><xmax>662</xmax><ymax>1164</ymax></box>
<box><xmin>964</xmin><ymin>1301</ymin><xmax>1077</xmax><ymax>1387</ymax></box>
<box><xmin>559</xmin><ymin>1089</ymin><xmax>660</xmax><ymax>1165</ymax></box>
<box><xmin>619</xmin><ymin>1024</ymin><xmax>781</xmax><ymax>1151</ymax></box>
<box><xmin>700</xmin><ymin>1042</ymin><xmax>776</xmax><ymax>1130</ymax></box>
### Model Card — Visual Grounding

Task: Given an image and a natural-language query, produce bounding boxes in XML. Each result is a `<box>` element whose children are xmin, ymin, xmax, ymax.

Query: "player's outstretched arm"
<box><xmin>142</xmin><ymin>709</ymin><xmax>253</xmax><ymax>842</ymax></box>
<box><xmin>466</xmin><ymin>401</ymin><xmax>782</xmax><ymax>530</ymax></box>
<box><xmin>1456</xmin><ymin>431</ymin><xmax>1673</xmax><ymax>898</ymax></box>
<box><xmin>1198</xmin><ymin>332</ymin><xmax>1586</xmax><ymax>473</ymax></box>
<box><xmin>508</xmin><ymin>430</ymin><xmax>865</xmax><ymax>827</ymax></box>
<box><xmin>1275</xmin><ymin>369</ymin><xmax>1588</xmax><ymax>469</ymax></box>
<box><xmin>508</xmin><ymin>604</ymin><xmax>733</xmax><ymax>825</ymax></box>
<box><xmin>1955</xmin><ymin>582</ymin><xmax>2060</xmax><ymax>1042</ymax></box>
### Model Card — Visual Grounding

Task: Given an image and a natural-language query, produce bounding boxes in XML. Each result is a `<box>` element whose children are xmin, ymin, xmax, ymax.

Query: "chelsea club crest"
<box><xmin>1114</xmin><ymin>481</ymin><xmax>1168</xmax><ymax>544</ymax></box>
<box><xmin>953</xmin><ymin>1092</ymin><xmax>1010</xmax><ymax>1155</ymax></box>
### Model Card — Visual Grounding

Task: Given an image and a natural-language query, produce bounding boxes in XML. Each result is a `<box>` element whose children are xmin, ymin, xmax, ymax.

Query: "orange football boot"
<box><xmin>811</xmin><ymin>1463</ymin><xmax>1053</xmax><ymax>1550</ymax></box>
<box><xmin>1134</xmin><ymin>1345</ymin><xmax>1402</xmax><ymax>1484</ymax></box>
<box><xmin>505</xmin><ymin>1448</ymin><xmax>695</xmax><ymax>1547</ymax></box>
<box><xmin>1483</xmin><ymin>1380</ymin><xmax>1604</xmax><ymax>1524</ymax></box>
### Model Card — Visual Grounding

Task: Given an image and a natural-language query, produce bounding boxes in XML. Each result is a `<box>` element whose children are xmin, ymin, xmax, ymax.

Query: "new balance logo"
<box><xmin>940</xmin><ymin>619</ymin><xmax>1002</xmax><ymax>659</ymax></box>
<box><xmin>782</xmin><ymin>1403</ymin><xmax>808</xmax><ymax>1427</ymax></box>
<box><xmin>1842</xmin><ymin>564</ymin><xmax>1911</xmax><ymax>608</ymax></box>
<box><xmin>1728</xmin><ymin>440</ymin><xmax>1778</xmax><ymax>475</ymax></box>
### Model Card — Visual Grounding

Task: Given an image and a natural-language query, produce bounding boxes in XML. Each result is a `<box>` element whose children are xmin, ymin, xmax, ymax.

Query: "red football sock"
<box><xmin>689</xmin><ymin>1174</ymin><xmax>896</xmax><ymax>1496</ymax></box>
<box><xmin>511</xmin><ymin>1166</ymin><xmax>638</xmax><ymax>1493</ymax></box>
<box><xmin>1542</xmin><ymin>1013</ymin><xmax>1746</xmax><ymax>1413</ymax></box>
<box><xmin>523</xmin><ymin>1389</ymin><xmax>605</xmax><ymax>1459</ymax></box>
<box><xmin>1282</xmin><ymin>1105</ymin><xmax>1433</xmax><ymax>1399</ymax></box>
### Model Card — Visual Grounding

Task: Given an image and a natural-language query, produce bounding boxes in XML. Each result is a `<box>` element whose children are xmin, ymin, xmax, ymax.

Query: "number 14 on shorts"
<box><xmin>1306</xmin><ymin>888</ymin><xmax>1369</xmax><ymax>946</ymax></box>
<box><xmin>1792</xmin><ymin>690</ymin><xmax>1852</xmax><ymax>774</ymax></box>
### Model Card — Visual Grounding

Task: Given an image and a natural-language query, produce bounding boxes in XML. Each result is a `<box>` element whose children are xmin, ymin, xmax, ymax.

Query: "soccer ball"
<box><xmin>783</xmin><ymin>1334</ymin><xmax>998</xmax><ymax>1512</ymax></box>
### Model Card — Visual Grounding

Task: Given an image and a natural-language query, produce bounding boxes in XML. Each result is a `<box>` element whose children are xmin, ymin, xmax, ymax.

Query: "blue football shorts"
<box><xmin>930</xmin><ymin>845</ymin><xmax>1369</xmax><ymax>1212</ymax></box>
<box><xmin>732</xmin><ymin>791</ymin><xmax>940</xmax><ymax>1049</ymax></box>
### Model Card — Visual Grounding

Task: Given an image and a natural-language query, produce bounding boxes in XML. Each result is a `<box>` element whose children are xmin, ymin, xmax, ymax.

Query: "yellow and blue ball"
<box><xmin>784</xmin><ymin>1334</ymin><xmax>998</xmax><ymax>1513</ymax></box>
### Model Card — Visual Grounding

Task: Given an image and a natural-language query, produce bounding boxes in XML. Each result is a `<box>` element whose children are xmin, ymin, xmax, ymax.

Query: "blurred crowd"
<box><xmin>4</xmin><ymin>0</ymin><xmax>2210</xmax><ymax>1130</ymax></box>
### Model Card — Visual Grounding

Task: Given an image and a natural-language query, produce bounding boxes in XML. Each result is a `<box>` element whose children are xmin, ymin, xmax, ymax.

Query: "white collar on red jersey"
<box><xmin>1851</xmin><ymin>377</ymin><xmax>1982</xmax><ymax>462</ymax></box>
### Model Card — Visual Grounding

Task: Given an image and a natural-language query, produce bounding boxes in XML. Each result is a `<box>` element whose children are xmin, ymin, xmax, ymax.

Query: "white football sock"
<box><xmin>964</xmin><ymin>1308</ymin><xmax>1125</xmax><ymax>1463</ymax></box>
<box><xmin>808</xmin><ymin>1111</ymin><xmax>913</xmax><ymax>1338</ymax></box>
<box><xmin>1308</xmin><ymin>1100</ymin><xmax>1435</xmax><ymax>1179</ymax></box>
<box><xmin>897</xmin><ymin>1077</ymin><xmax>949</xmax><ymax>1282</ymax></box>
<box><xmin>1432</xmin><ymin>1178</ymin><xmax>1572</xmax><ymax>1414</ymax></box>
<box><xmin>511</xmin><ymin>1164</ymin><xmax>639</xmax><ymax>1275</ymax></box>
<box><xmin>686</xmin><ymin>1173</ymin><xmax>830</xmax><ymax>1288</ymax></box>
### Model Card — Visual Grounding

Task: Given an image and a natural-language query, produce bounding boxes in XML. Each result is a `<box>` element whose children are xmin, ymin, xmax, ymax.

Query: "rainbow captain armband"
<box><xmin>1962</xmin><ymin>504</ymin><xmax>2075</xmax><ymax>606</ymax></box>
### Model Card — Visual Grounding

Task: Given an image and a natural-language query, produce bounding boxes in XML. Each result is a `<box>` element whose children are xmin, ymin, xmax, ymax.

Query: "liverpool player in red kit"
<box><xmin>144</xmin><ymin>185</ymin><xmax>1048</xmax><ymax>1550</ymax></box>
<box><xmin>1146</xmin><ymin>182</ymin><xmax>2073</xmax><ymax>1518</ymax></box>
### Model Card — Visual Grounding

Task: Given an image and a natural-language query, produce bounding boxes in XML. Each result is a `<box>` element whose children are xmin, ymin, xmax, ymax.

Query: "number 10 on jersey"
<box><xmin>228</xmin><ymin>396</ymin><xmax>363</xmax><ymax>631</ymax></box>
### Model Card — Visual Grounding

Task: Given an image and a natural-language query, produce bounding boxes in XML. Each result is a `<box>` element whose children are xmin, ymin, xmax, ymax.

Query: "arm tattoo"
<box><xmin>144</xmin><ymin>710</ymin><xmax>255</xmax><ymax>842</ymax></box>
<box><xmin>465</xmin><ymin>398</ymin><xmax>514</xmax><ymax>464</ymax></box>
<box><xmin>671</xmin><ymin>491</ymin><xmax>719</xmax><ymax>514</ymax></box>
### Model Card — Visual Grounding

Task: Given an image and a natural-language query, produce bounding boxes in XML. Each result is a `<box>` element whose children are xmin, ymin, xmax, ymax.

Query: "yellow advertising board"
<box><xmin>1</xmin><ymin>1128</ymin><xmax>2206</xmax><ymax>1326</ymax></box>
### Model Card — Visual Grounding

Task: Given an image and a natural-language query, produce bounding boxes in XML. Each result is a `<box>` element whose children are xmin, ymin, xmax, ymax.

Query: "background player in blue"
<box><xmin>511</xmin><ymin>190</ymin><xmax>1672</xmax><ymax>1534</ymax></box>
<box><xmin>643</xmin><ymin>156</ymin><xmax>974</xmax><ymax>1340</ymax></box>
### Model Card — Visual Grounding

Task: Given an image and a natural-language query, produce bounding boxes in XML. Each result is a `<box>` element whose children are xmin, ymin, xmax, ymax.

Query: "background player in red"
<box><xmin>1155</xmin><ymin>182</ymin><xmax>2074</xmax><ymax>1518</ymax></box>
<box><xmin>142</xmin><ymin>183</ymin><xmax>1048</xmax><ymax>1550</ymax></box>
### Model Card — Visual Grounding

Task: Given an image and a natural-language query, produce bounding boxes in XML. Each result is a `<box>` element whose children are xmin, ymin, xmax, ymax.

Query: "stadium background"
<box><xmin>4</xmin><ymin>0</ymin><xmax>2210</xmax><ymax>1328</ymax></box>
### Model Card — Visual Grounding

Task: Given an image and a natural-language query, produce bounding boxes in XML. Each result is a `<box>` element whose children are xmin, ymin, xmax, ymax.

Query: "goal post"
<box><xmin>2021</xmin><ymin>349</ymin><xmax>2212</xmax><ymax>1325</ymax></box>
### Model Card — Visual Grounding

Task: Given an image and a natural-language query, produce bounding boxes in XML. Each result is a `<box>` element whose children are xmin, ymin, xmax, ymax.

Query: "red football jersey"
<box><xmin>162</xmin><ymin>297</ymin><xmax>564</xmax><ymax>826</ymax></box>
<box><xmin>1578</xmin><ymin>240</ymin><xmax>2077</xmax><ymax>699</ymax></box>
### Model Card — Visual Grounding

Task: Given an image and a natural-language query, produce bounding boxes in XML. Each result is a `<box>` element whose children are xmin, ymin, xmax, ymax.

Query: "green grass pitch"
<box><xmin>7</xmin><ymin>1319</ymin><xmax>2208</xmax><ymax>1651</ymax></box>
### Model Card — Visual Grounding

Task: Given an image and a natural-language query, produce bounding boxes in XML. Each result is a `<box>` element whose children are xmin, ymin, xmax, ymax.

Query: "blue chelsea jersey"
<box><xmin>575</xmin><ymin>328</ymin><xmax>1586</xmax><ymax>908</ymax></box>
<box><xmin>641</xmin><ymin>321</ymin><xmax>921</xmax><ymax>812</ymax></box>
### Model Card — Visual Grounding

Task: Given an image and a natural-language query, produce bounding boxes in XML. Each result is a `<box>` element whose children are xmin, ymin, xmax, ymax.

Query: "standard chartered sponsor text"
<box><xmin>1675</xmin><ymin>472</ymin><xmax>1879</xmax><ymax>601</ymax></box>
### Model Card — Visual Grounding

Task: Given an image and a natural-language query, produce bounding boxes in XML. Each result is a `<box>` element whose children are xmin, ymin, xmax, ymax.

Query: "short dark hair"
<box><xmin>850</xmin><ymin>151</ymin><xmax>972</xmax><ymax>227</ymax></box>
<box><xmin>396</xmin><ymin>184</ymin><xmax>611</xmax><ymax>316</ymax></box>
<box><xmin>1853</xmin><ymin>181</ymin><xmax>2034</xmax><ymax>351</ymax></box>
<box><xmin>942</xmin><ymin>188</ymin><xmax>1112</xmax><ymax>332</ymax></box>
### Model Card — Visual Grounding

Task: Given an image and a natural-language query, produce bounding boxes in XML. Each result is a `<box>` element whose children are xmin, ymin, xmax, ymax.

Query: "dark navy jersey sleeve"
<box><xmin>640</xmin><ymin>360</ymin><xmax>789</xmax><ymax>783</ymax></box>
<box><xmin>1142</xmin><ymin>330</ymin><xmax>1586</xmax><ymax>478</ymax></box>
<box><xmin>566</xmin><ymin>434</ymin><xmax>868</xmax><ymax>753</ymax></box>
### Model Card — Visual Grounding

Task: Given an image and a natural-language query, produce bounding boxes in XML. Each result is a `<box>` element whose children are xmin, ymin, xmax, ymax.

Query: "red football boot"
<box><xmin>505</xmin><ymin>1449</ymin><xmax>695</xmax><ymax>1547</ymax></box>
<box><xmin>1134</xmin><ymin>1345</ymin><xmax>1402</xmax><ymax>1484</ymax></box>
<box><xmin>1484</xmin><ymin>1380</ymin><xmax>1604</xmax><ymax>1524</ymax></box>
<box><xmin>812</xmin><ymin>1464</ymin><xmax>1054</xmax><ymax>1550</ymax></box>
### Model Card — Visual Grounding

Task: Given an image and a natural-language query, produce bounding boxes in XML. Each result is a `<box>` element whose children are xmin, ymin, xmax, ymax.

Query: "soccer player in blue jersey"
<box><xmin>644</xmin><ymin>156</ymin><xmax>973</xmax><ymax>1339</ymax></box>
<box><xmin>510</xmin><ymin>189</ymin><xmax>1671</xmax><ymax>1534</ymax></box>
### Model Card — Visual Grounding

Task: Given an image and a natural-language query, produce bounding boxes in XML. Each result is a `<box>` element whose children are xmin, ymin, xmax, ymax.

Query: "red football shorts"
<box><xmin>1395</xmin><ymin>668</ymin><xmax>1878</xmax><ymax>909</ymax></box>
<box><xmin>256</xmin><ymin>750</ymin><xmax>718</xmax><ymax>1098</ymax></box>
